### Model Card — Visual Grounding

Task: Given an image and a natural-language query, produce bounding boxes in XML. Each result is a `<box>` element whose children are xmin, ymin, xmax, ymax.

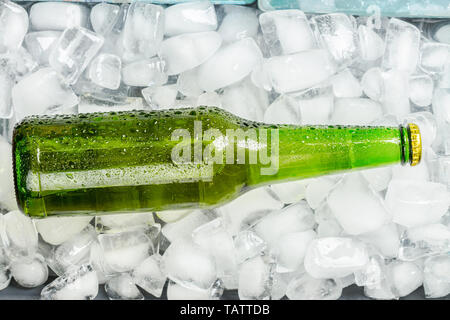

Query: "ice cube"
<box><xmin>254</xmin><ymin>201</ymin><xmax>315</xmax><ymax>247</ymax></box>
<box><xmin>0</xmin><ymin>47</ymin><xmax>38</xmax><ymax>83</ymax></box>
<box><xmin>286</xmin><ymin>273</ymin><xmax>342</xmax><ymax>300</ymax></box>
<box><xmin>269</xmin><ymin>179</ymin><xmax>308</xmax><ymax>205</ymax></box>
<box><xmin>155</xmin><ymin>208</ymin><xmax>193</xmax><ymax>223</ymax></box>
<box><xmin>273</xmin><ymin>230</ymin><xmax>316</xmax><ymax>272</ymax></box>
<box><xmin>263</xmin><ymin>94</ymin><xmax>301</xmax><ymax>125</ymax></box>
<box><xmin>293</xmin><ymin>84</ymin><xmax>334</xmax><ymax>125</ymax></box>
<box><xmin>1</xmin><ymin>210</ymin><xmax>38</xmax><ymax>259</ymax></box>
<box><xmin>10</xmin><ymin>254</ymin><xmax>48</xmax><ymax>288</ymax></box>
<box><xmin>51</xmin><ymin>225</ymin><xmax>97</xmax><ymax>276</ymax></box>
<box><xmin>49</xmin><ymin>27</ymin><xmax>104</xmax><ymax>85</ymax></box>
<box><xmin>238</xmin><ymin>256</ymin><xmax>273</xmax><ymax>300</ymax></box>
<box><xmin>98</xmin><ymin>229</ymin><xmax>152</xmax><ymax>273</ymax></box>
<box><xmin>0</xmin><ymin>1</ymin><xmax>28</xmax><ymax>53</ymax></box>
<box><xmin>382</xmin><ymin>18</ymin><xmax>421</xmax><ymax>73</ymax></box>
<box><xmin>234</xmin><ymin>230</ymin><xmax>266</xmax><ymax>264</ymax></box>
<box><xmin>95</xmin><ymin>212</ymin><xmax>155</xmax><ymax>234</ymax></box>
<box><xmin>419</xmin><ymin>42</ymin><xmax>450</xmax><ymax>74</ymax></box>
<box><xmin>196</xmin><ymin>91</ymin><xmax>222</xmax><ymax>108</ymax></box>
<box><xmin>120</xmin><ymin>2</ymin><xmax>164</xmax><ymax>62</ymax></box>
<box><xmin>389</xmin><ymin>261</ymin><xmax>423</xmax><ymax>297</ymax></box>
<box><xmin>361</xmin><ymin>67</ymin><xmax>383</xmax><ymax>101</ymax></box>
<box><xmin>361</xmin><ymin>167</ymin><xmax>392</xmax><ymax>192</ymax></box>
<box><xmin>331</xmin><ymin>98</ymin><xmax>383</xmax><ymax>125</ymax></box>
<box><xmin>192</xmin><ymin>218</ymin><xmax>237</xmax><ymax>280</ymax></box>
<box><xmin>87</xmin><ymin>53</ymin><xmax>121</xmax><ymax>90</ymax></box>
<box><xmin>385</xmin><ymin>179</ymin><xmax>450</xmax><ymax>228</ymax></box>
<box><xmin>409</xmin><ymin>74</ymin><xmax>434</xmax><ymax>107</ymax></box>
<box><xmin>197</xmin><ymin>38</ymin><xmax>262</xmax><ymax>91</ymax></box>
<box><xmin>331</xmin><ymin>69</ymin><xmax>362</xmax><ymax>98</ymax></box>
<box><xmin>90</xmin><ymin>3</ymin><xmax>120</xmax><ymax>36</ymax></box>
<box><xmin>24</xmin><ymin>31</ymin><xmax>61</xmax><ymax>66</ymax></box>
<box><xmin>177</xmin><ymin>68</ymin><xmax>203</xmax><ymax>97</ymax></box>
<box><xmin>159</xmin><ymin>31</ymin><xmax>222</xmax><ymax>76</ymax></box>
<box><xmin>12</xmin><ymin>67</ymin><xmax>78</xmax><ymax>121</ymax></box>
<box><xmin>304</xmin><ymin>237</ymin><xmax>369</xmax><ymax>279</ymax></box>
<box><xmin>121</xmin><ymin>57</ymin><xmax>167</xmax><ymax>87</ymax></box>
<box><xmin>359</xmin><ymin>223</ymin><xmax>400</xmax><ymax>258</ymax></box>
<box><xmin>264</xmin><ymin>49</ymin><xmax>336</xmax><ymax>93</ymax></box>
<box><xmin>167</xmin><ymin>280</ymin><xmax>222</xmax><ymax>300</ymax></box>
<box><xmin>381</xmin><ymin>69</ymin><xmax>411</xmax><ymax>117</ymax></box>
<box><xmin>354</xmin><ymin>254</ymin><xmax>385</xmax><ymax>288</ymax></box>
<box><xmin>259</xmin><ymin>10</ymin><xmax>315</xmax><ymax>56</ymax></box>
<box><xmin>131</xmin><ymin>254</ymin><xmax>166</xmax><ymax>298</ymax></box>
<box><xmin>164</xmin><ymin>1</ymin><xmax>217</xmax><ymax>37</ymax></box>
<box><xmin>0</xmin><ymin>138</ymin><xmax>16</xmax><ymax>211</ymax></box>
<box><xmin>399</xmin><ymin>223</ymin><xmax>450</xmax><ymax>261</ymax></box>
<box><xmin>358</xmin><ymin>25</ymin><xmax>385</xmax><ymax>61</ymax></box>
<box><xmin>217</xmin><ymin>5</ymin><xmax>258</xmax><ymax>44</ymax></box>
<box><xmin>105</xmin><ymin>273</ymin><xmax>143</xmax><ymax>300</ymax></box>
<box><xmin>41</xmin><ymin>264</ymin><xmax>99</xmax><ymax>300</ymax></box>
<box><xmin>423</xmin><ymin>255</ymin><xmax>450</xmax><ymax>298</ymax></box>
<box><xmin>162</xmin><ymin>210</ymin><xmax>214</xmax><ymax>243</ymax></box>
<box><xmin>391</xmin><ymin>160</ymin><xmax>429</xmax><ymax>182</ymax></box>
<box><xmin>312</xmin><ymin>13</ymin><xmax>359</xmax><ymax>67</ymax></box>
<box><xmin>0</xmin><ymin>264</ymin><xmax>11</xmax><ymax>291</ymax></box>
<box><xmin>220</xmin><ymin>77</ymin><xmax>268</xmax><ymax>122</ymax></box>
<box><xmin>305</xmin><ymin>177</ymin><xmax>337</xmax><ymax>209</ymax></box>
<box><xmin>271</xmin><ymin>270</ymin><xmax>303</xmax><ymax>300</ymax></box>
<box><xmin>34</xmin><ymin>216</ymin><xmax>93</xmax><ymax>246</ymax></box>
<box><xmin>29</xmin><ymin>2</ymin><xmax>89</xmax><ymax>31</ymax></box>
<box><xmin>161</xmin><ymin>240</ymin><xmax>217</xmax><ymax>290</ymax></box>
<box><xmin>327</xmin><ymin>174</ymin><xmax>390</xmax><ymax>235</ymax></box>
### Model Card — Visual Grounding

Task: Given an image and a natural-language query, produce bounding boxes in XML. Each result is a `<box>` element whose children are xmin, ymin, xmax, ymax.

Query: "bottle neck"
<box><xmin>246</xmin><ymin>124</ymin><xmax>413</xmax><ymax>187</ymax></box>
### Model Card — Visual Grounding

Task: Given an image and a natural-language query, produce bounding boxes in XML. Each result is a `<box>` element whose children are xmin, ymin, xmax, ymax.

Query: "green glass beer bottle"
<box><xmin>12</xmin><ymin>106</ymin><xmax>422</xmax><ymax>218</ymax></box>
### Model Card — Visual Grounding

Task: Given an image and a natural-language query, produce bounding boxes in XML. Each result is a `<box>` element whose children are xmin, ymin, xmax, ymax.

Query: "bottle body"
<box><xmin>13</xmin><ymin>106</ymin><xmax>417</xmax><ymax>217</ymax></box>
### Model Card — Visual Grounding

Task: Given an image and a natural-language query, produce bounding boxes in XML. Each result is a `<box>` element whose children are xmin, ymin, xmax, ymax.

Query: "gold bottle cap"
<box><xmin>408</xmin><ymin>123</ymin><xmax>422</xmax><ymax>167</ymax></box>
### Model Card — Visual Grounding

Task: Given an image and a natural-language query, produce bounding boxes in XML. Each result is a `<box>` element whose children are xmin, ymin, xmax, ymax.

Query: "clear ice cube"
<box><xmin>423</xmin><ymin>255</ymin><xmax>450</xmax><ymax>298</ymax></box>
<box><xmin>87</xmin><ymin>53</ymin><xmax>121</xmax><ymax>90</ymax></box>
<box><xmin>105</xmin><ymin>273</ymin><xmax>143</xmax><ymax>300</ymax></box>
<box><xmin>409</xmin><ymin>74</ymin><xmax>434</xmax><ymax>107</ymax></box>
<box><xmin>34</xmin><ymin>216</ymin><xmax>93</xmax><ymax>246</ymax></box>
<box><xmin>1</xmin><ymin>210</ymin><xmax>38</xmax><ymax>259</ymax></box>
<box><xmin>217</xmin><ymin>5</ymin><xmax>258</xmax><ymax>44</ymax></box>
<box><xmin>234</xmin><ymin>230</ymin><xmax>266</xmax><ymax>264</ymax></box>
<box><xmin>90</xmin><ymin>3</ymin><xmax>120</xmax><ymax>36</ymax></box>
<box><xmin>132</xmin><ymin>254</ymin><xmax>166</xmax><ymax>298</ymax></box>
<box><xmin>29</xmin><ymin>2</ymin><xmax>89</xmax><ymax>31</ymax></box>
<box><xmin>0</xmin><ymin>1</ymin><xmax>29</xmax><ymax>53</ymax></box>
<box><xmin>121</xmin><ymin>57</ymin><xmax>167</xmax><ymax>87</ymax></box>
<box><xmin>24</xmin><ymin>31</ymin><xmax>61</xmax><ymax>66</ymax></box>
<box><xmin>419</xmin><ymin>42</ymin><xmax>450</xmax><ymax>74</ymax></box>
<box><xmin>238</xmin><ymin>256</ymin><xmax>273</xmax><ymax>300</ymax></box>
<box><xmin>273</xmin><ymin>230</ymin><xmax>316</xmax><ymax>272</ymax></box>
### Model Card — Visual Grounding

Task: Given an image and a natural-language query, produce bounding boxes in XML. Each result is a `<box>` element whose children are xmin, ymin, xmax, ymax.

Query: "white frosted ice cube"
<box><xmin>263</xmin><ymin>94</ymin><xmax>301</xmax><ymax>125</ymax></box>
<box><xmin>359</xmin><ymin>223</ymin><xmax>400</xmax><ymax>258</ymax></box>
<box><xmin>29</xmin><ymin>2</ymin><xmax>89</xmax><ymax>31</ymax></box>
<box><xmin>105</xmin><ymin>273</ymin><xmax>143</xmax><ymax>300</ymax></box>
<box><xmin>389</xmin><ymin>261</ymin><xmax>423</xmax><ymax>297</ymax></box>
<box><xmin>423</xmin><ymin>255</ymin><xmax>450</xmax><ymax>298</ymax></box>
<box><xmin>11</xmin><ymin>254</ymin><xmax>48</xmax><ymax>288</ymax></box>
<box><xmin>0</xmin><ymin>1</ymin><xmax>28</xmax><ymax>53</ymax></box>
<box><xmin>164</xmin><ymin>1</ymin><xmax>217</xmax><ymax>37</ymax></box>
<box><xmin>305</xmin><ymin>177</ymin><xmax>337</xmax><ymax>209</ymax></box>
<box><xmin>0</xmin><ymin>138</ymin><xmax>16</xmax><ymax>211</ymax></box>
<box><xmin>382</xmin><ymin>18</ymin><xmax>420</xmax><ymax>73</ymax></box>
<box><xmin>49</xmin><ymin>27</ymin><xmax>104</xmax><ymax>85</ymax></box>
<box><xmin>286</xmin><ymin>273</ymin><xmax>342</xmax><ymax>300</ymax></box>
<box><xmin>196</xmin><ymin>91</ymin><xmax>222</xmax><ymax>108</ymax></box>
<box><xmin>142</xmin><ymin>84</ymin><xmax>178</xmax><ymax>109</ymax></box>
<box><xmin>304</xmin><ymin>237</ymin><xmax>369</xmax><ymax>279</ymax></box>
<box><xmin>98</xmin><ymin>229</ymin><xmax>151</xmax><ymax>273</ymax></box>
<box><xmin>24</xmin><ymin>31</ymin><xmax>61</xmax><ymax>66</ymax></box>
<box><xmin>327</xmin><ymin>174</ymin><xmax>390</xmax><ymax>235</ymax></box>
<box><xmin>381</xmin><ymin>69</ymin><xmax>411</xmax><ymax>117</ymax></box>
<box><xmin>259</xmin><ymin>9</ymin><xmax>316</xmax><ymax>56</ymax></box>
<box><xmin>331</xmin><ymin>98</ymin><xmax>383</xmax><ymax>125</ymax></box>
<box><xmin>254</xmin><ymin>201</ymin><xmax>315</xmax><ymax>247</ymax></box>
<box><xmin>358</xmin><ymin>25</ymin><xmax>385</xmax><ymax>61</ymax></box>
<box><xmin>361</xmin><ymin>167</ymin><xmax>392</xmax><ymax>192</ymax></box>
<box><xmin>90</xmin><ymin>3</ymin><xmax>120</xmax><ymax>36</ymax></box>
<box><xmin>95</xmin><ymin>212</ymin><xmax>155</xmax><ymax>234</ymax></box>
<box><xmin>88</xmin><ymin>53</ymin><xmax>121</xmax><ymax>90</ymax></box>
<box><xmin>420</xmin><ymin>42</ymin><xmax>450</xmax><ymax>74</ymax></box>
<box><xmin>121</xmin><ymin>58</ymin><xmax>167</xmax><ymax>87</ymax></box>
<box><xmin>294</xmin><ymin>85</ymin><xmax>334</xmax><ymax>125</ymax></box>
<box><xmin>162</xmin><ymin>210</ymin><xmax>214</xmax><ymax>243</ymax></box>
<box><xmin>177</xmin><ymin>68</ymin><xmax>203</xmax><ymax>97</ymax></box>
<box><xmin>132</xmin><ymin>254</ymin><xmax>166</xmax><ymax>298</ymax></box>
<box><xmin>159</xmin><ymin>31</ymin><xmax>222</xmax><ymax>75</ymax></box>
<box><xmin>361</xmin><ymin>67</ymin><xmax>383</xmax><ymax>101</ymax></box>
<box><xmin>273</xmin><ymin>230</ymin><xmax>316</xmax><ymax>272</ymax></box>
<box><xmin>12</xmin><ymin>68</ymin><xmax>79</xmax><ymax>121</ymax></box>
<box><xmin>35</xmin><ymin>216</ymin><xmax>93</xmax><ymax>246</ymax></box>
<box><xmin>331</xmin><ymin>69</ymin><xmax>362</xmax><ymax>98</ymax></box>
<box><xmin>41</xmin><ymin>264</ymin><xmax>99</xmax><ymax>300</ymax></box>
<box><xmin>264</xmin><ymin>49</ymin><xmax>336</xmax><ymax>93</ymax></box>
<box><xmin>238</xmin><ymin>256</ymin><xmax>273</xmax><ymax>300</ymax></box>
<box><xmin>120</xmin><ymin>2</ymin><xmax>164</xmax><ymax>62</ymax></box>
<box><xmin>269</xmin><ymin>179</ymin><xmax>309</xmax><ymax>205</ymax></box>
<box><xmin>0</xmin><ymin>71</ymin><xmax>12</xmax><ymax>119</ymax></box>
<box><xmin>409</xmin><ymin>74</ymin><xmax>434</xmax><ymax>107</ymax></box>
<box><xmin>385</xmin><ymin>179</ymin><xmax>450</xmax><ymax>228</ymax></box>
<box><xmin>161</xmin><ymin>240</ymin><xmax>217</xmax><ymax>290</ymax></box>
<box><xmin>1</xmin><ymin>210</ymin><xmax>38</xmax><ymax>258</ymax></box>
<box><xmin>234</xmin><ymin>230</ymin><xmax>266</xmax><ymax>264</ymax></box>
<box><xmin>312</xmin><ymin>13</ymin><xmax>359</xmax><ymax>67</ymax></box>
<box><xmin>217</xmin><ymin>5</ymin><xmax>258</xmax><ymax>44</ymax></box>
<box><xmin>197</xmin><ymin>38</ymin><xmax>262</xmax><ymax>91</ymax></box>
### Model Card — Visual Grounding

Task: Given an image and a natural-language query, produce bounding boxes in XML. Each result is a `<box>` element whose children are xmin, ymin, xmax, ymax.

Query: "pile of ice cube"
<box><xmin>0</xmin><ymin>0</ymin><xmax>449</xmax><ymax>300</ymax></box>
